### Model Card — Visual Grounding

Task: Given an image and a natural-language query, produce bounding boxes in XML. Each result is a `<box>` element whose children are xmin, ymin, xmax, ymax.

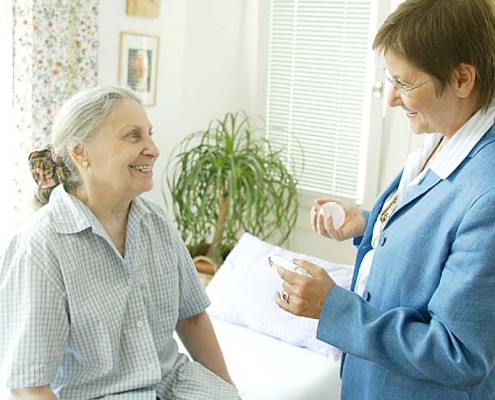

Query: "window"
<box><xmin>266</xmin><ymin>0</ymin><xmax>390</xmax><ymax>205</ymax></box>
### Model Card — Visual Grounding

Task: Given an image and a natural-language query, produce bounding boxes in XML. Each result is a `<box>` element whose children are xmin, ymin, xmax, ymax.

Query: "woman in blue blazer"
<box><xmin>275</xmin><ymin>0</ymin><xmax>495</xmax><ymax>399</ymax></box>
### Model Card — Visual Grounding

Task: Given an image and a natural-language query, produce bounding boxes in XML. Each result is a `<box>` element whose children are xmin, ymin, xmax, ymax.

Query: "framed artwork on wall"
<box><xmin>118</xmin><ymin>32</ymin><xmax>160</xmax><ymax>106</ymax></box>
<box><xmin>126</xmin><ymin>0</ymin><xmax>160</xmax><ymax>18</ymax></box>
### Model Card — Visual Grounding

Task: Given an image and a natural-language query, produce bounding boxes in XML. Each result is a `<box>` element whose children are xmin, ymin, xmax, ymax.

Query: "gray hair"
<box><xmin>37</xmin><ymin>85</ymin><xmax>142</xmax><ymax>205</ymax></box>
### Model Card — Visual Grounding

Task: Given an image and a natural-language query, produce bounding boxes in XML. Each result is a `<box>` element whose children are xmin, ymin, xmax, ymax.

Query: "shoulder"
<box><xmin>131</xmin><ymin>196</ymin><xmax>180</xmax><ymax>241</ymax></box>
<box><xmin>469</xmin><ymin>122</ymin><xmax>495</xmax><ymax>162</ymax></box>
<box><xmin>135</xmin><ymin>195</ymin><xmax>168</xmax><ymax>216</ymax></box>
<box><xmin>1</xmin><ymin>205</ymin><xmax>65</xmax><ymax>293</ymax></box>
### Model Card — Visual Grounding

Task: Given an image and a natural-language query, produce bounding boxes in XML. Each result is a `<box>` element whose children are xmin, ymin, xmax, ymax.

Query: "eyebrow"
<box><xmin>119</xmin><ymin>124</ymin><xmax>154</xmax><ymax>135</ymax></box>
<box><xmin>383</xmin><ymin>68</ymin><xmax>409</xmax><ymax>84</ymax></box>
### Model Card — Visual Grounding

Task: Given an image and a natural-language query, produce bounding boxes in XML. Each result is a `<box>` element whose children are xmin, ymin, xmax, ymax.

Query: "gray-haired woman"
<box><xmin>0</xmin><ymin>86</ymin><xmax>239</xmax><ymax>400</ymax></box>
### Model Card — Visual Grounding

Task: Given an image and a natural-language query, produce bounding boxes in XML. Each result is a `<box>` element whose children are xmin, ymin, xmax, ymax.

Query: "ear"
<box><xmin>454</xmin><ymin>63</ymin><xmax>477</xmax><ymax>99</ymax></box>
<box><xmin>69</xmin><ymin>143</ymin><xmax>89</xmax><ymax>168</ymax></box>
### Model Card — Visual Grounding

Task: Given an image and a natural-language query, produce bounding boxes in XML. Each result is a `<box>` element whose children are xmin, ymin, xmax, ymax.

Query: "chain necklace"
<box><xmin>378</xmin><ymin>192</ymin><xmax>398</xmax><ymax>232</ymax></box>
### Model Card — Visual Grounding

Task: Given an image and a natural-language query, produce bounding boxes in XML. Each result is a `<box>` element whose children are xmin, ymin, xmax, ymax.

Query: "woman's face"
<box><xmin>384</xmin><ymin>52</ymin><xmax>467</xmax><ymax>138</ymax></box>
<box><xmin>81</xmin><ymin>99</ymin><xmax>159</xmax><ymax>201</ymax></box>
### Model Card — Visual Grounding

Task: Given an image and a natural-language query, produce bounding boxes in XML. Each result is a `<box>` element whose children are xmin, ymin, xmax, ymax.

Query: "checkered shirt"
<box><xmin>0</xmin><ymin>185</ymin><xmax>239</xmax><ymax>399</ymax></box>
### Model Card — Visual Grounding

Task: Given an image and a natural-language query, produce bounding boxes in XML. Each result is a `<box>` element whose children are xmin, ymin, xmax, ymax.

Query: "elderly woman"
<box><xmin>0</xmin><ymin>86</ymin><xmax>239</xmax><ymax>399</ymax></box>
<box><xmin>275</xmin><ymin>0</ymin><xmax>495</xmax><ymax>399</ymax></box>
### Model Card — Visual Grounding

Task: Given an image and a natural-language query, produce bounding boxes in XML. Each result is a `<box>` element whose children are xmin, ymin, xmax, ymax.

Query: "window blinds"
<box><xmin>266</xmin><ymin>0</ymin><xmax>373</xmax><ymax>203</ymax></box>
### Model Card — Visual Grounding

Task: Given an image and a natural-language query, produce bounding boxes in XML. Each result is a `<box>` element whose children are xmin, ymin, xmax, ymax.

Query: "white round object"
<box><xmin>319</xmin><ymin>202</ymin><xmax>345</xmax><ymax>230</ymax></box>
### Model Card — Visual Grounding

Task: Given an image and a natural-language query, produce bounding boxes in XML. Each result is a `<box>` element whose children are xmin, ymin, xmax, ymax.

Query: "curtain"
<box><xmin>10</xmin><ymin>0</ymin><xmax>99</xmax><ymax>227</ymax></box>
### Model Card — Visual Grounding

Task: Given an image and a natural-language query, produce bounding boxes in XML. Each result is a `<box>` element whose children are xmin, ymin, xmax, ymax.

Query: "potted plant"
<box><xmin>165</xmin><ymin>111</ymin><xmax>300</xmax><ymax>273</ymax></box>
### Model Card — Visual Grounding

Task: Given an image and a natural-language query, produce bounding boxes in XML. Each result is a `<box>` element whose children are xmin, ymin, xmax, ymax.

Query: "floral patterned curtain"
<box><xmin>11</xmin><ymin>0</ymin><xmax>99</xmax><ymax>224</ymax></box>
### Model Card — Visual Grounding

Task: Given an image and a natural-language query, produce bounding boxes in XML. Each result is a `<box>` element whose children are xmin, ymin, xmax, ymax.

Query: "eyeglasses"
<box><xmin>383</xmin><ymin>68</ymin><xmax>431</xmax><ymax>97</ymax></box>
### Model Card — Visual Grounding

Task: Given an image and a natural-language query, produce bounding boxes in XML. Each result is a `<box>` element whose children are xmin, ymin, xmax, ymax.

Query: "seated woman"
<box><xmin>0</xmin><ymin>86</ymin><xmax>239</xmax><ymax>400</ymax></box>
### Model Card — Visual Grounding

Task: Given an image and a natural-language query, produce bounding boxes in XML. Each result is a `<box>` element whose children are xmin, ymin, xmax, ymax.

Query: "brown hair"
<box><xmin>373</xmin><ymin>0</ymin><xmax>495</xmax><ymax>111</ymax></box>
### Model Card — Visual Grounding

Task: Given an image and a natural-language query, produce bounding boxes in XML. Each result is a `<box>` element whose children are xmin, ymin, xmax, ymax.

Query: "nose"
<box><xmin>387</xmin><ymin>85</ymin><xmax>402</xmax><ymax>108</ymax></box>
<box><xmin>144</xmin><ymin>135</ymin><xmax>160</xmax><ymax>159</ymax></box>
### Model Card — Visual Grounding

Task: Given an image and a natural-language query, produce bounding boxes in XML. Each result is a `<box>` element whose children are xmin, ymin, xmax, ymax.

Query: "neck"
<box><xmin>72</xmin><ymin>185</ymin><xmax>131</xmax><ymax>256</ymax></box>
<box><xmin>422</xmin><ymin>136</ymin><xmax>447</xmax><ymax>172</ymax></box>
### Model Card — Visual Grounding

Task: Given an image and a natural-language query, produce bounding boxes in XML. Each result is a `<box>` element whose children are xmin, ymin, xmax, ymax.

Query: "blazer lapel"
<box><xmin>395</xmin><ymin>170</ymin><xmax>442</xmax><ymax>214</ymax></box>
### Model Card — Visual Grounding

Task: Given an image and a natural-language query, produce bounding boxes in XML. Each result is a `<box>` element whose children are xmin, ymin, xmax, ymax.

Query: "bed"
<box><xmin>198</xmin><ymin>232</ymin><xmax>354</xmax><ymax>400</ymax></box>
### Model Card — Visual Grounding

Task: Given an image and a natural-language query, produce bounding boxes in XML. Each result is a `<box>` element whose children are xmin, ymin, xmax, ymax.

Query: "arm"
<box><xmin>1</xmin><ymin>235</ymin><xmax>69</xmax><ymax>395</ymax></box>
<box><xmin>11</xmin><ymin>386</ymin><xmax>57</xmax><ymax>400</ymax></box>
<box><xmin>176</xmin><ymin>311</ymin><xmax>234</xmax><ymax>385</ymax></box>
<box><xmin>317</xmin><ymin>189</ymin><xmax>495</xmax><ymax>388</ymax></box>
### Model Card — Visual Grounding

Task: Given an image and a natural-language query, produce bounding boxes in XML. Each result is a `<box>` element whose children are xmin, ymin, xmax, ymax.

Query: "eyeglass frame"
<box><xmin>383</xmin><ymin>68</ymin><xmax>431</xmax><ymax>97</ymax></box>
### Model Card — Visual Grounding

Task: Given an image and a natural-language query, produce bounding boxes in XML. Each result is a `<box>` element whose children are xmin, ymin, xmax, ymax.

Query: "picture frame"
<box><xmin>126</xmin><ymin>0</ymin><xmax>161</xmax><ymax>18</ymax></box>
<box><xmin>119</xmin><ymin>32</ymin><xmax>160</xmax><ymax>106</ymax></box>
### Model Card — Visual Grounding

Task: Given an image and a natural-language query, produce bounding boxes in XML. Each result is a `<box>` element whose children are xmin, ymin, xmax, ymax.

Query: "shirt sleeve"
<box><xmin>0</xmin><ymin>234</ymin><xmax>69</xmax><ymax>389</ymax></box>
<box><xmin>168</xmin><ymin>226</ymin><xmax>210</xmax><ymax>321</ymax></box>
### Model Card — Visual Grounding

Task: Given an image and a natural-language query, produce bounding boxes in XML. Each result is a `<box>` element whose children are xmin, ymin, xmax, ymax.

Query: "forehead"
<box><xmin>384</xmin><ymin>51</ymin><xmax>426</xmax><ymax>77</ymax></box>
<box><xmin>92</xmin><ymin>100</ymin><xmax>151</xmax><ymax>140</ymax></box>
<box><xmin>100</xmin><ymin>100</ymin><xmax>149</xmax><ymax>132</ymax></box>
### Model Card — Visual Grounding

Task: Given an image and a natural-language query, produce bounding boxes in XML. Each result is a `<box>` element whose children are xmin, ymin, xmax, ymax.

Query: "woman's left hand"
<box><xmin>274</xmin><ymin>259</ymin><xmax>336</xmax><ymax>319</ymax></box>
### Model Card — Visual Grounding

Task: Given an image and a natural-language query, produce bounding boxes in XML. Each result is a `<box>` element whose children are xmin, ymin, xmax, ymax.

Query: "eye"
<box><xmin>395</xmin><ymin>79</ymin><xmax>410</xmax><ymax>91</ymax></box>
<box><xmin>149</xmin><ymin>128</ymin><xmax>154</xmax><ymax>137</ymax></box>
<box><xmin>127</xmin><ymin>129</ymin><xmax>139</xmax><ymax>139</ymax></box>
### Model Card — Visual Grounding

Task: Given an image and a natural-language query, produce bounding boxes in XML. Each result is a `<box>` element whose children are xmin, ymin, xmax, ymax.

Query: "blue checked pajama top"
<box><xmin>0</xmin><ymin>185</ymin><xmax>238</xmax><ymax>399</ymax></box>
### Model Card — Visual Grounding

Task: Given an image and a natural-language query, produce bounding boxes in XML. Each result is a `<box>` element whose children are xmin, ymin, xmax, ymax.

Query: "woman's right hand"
<box><xmin>310</xmin><ymin>198</ymin><xmax>366</xmax><ymax>241</ymax></box>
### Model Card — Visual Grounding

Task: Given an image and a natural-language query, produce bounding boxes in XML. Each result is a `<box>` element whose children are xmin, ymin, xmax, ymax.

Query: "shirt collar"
<box><xmin>49</xmin><ymin>185</ymin><xmax>151</xmax><ymax>235</ymax></box>
<box><xmin>430</xmin><ymin>102</ymin><xmax>495</xmax><ymax>179</ymax></box>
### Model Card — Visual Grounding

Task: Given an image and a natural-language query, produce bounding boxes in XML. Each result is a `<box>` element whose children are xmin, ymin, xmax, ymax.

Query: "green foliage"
<box><xmin>165</xmin><ymin>111</ymin><xmax>300</xmax><ymax>265</ymax></box>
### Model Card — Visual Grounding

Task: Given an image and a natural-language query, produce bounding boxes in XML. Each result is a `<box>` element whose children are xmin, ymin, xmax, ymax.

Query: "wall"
<box><xmin>98</xmin><ymin>0</ymin><xmax>419</xmax><ymax>266</ymax></box>
<box><xmin>98</xmin><ymin>0</ymin><xmax>260</xmax><ymax>209</ymax></box>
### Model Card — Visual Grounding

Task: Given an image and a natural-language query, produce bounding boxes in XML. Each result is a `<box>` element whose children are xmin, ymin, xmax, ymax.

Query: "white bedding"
<box><xmin>208</xmin><ymin>317</ymin><xmax>342</xmax><ymax>400</ymax></box>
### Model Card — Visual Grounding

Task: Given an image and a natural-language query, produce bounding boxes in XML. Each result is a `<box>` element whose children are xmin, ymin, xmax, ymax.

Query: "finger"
<box><xmin>324</xmin><ymin>215</ymin><xmax>334</xmax><ymax>232</ymax></box>
<box><xmin>292</xmin><ymin>259</ymin><xmax>325</xmax><ymax>277</ymax></box>
<box><xmin>316</xmin><ymin>212</ymin><xmax>333</xmax><ymax>238</ymax></box>
<box><xmin>315</xmin><ymin>198</ymin><xmax>331</xmax><ymax>206</ymax></box>
<box><xmin>310</xmin><ymin>206</ymin><xmax>318</xmax><ymax>231</ymax></box>
<box><xmin>274</xmin><ymin>291</ymin><xmax>291</xmax><ymax>311</ymax></box>
<box><xmin>277</xmin><ymin>266</ymin><xmax>301</xmax><ymax>285</ymax></box>
<box><xmin>325</xmin><ymin>217</ymin><xmax>342</xmax><ymax>239</ymax></box>
<box><xmin>315</xmin><ymin>210</ymin><xmax>325</xmax><ymax>233</ymax></box>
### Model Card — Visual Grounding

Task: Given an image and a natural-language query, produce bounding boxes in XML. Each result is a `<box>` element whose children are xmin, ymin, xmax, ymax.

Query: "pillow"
<box><xmin>206</xmin><ymin>232</ymin><xmax>354</xmax><ymax>360</ymax></box>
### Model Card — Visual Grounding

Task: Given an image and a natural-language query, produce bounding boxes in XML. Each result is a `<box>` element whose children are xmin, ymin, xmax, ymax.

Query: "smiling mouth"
<box><xmin>130</xmin><ymin>165</ymin><xmax>153</xmax><ymax>172</ymax></box>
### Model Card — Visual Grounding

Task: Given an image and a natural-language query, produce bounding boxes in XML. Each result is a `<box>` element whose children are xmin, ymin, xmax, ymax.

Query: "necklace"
<box><xmin>378</xmin><ymin>192</ymin><xmax>398</xmax><ymax>231</ymax></box>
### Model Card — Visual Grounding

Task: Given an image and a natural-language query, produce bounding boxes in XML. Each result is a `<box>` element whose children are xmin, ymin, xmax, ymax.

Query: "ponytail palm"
<box><xmin>165</xmin><ymin>111</ymin><xmax>299</xmax><ymax>266</ymax></box>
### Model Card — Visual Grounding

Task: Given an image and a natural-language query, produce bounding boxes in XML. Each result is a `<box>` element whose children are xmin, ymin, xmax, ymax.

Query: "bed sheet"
<box><xmin>208</xmin><ymin>317</ymin><xmax>341</xmax><ymax>400</ymax></box>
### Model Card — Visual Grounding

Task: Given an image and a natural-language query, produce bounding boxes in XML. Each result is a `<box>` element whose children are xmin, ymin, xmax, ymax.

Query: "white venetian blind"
<box><xmin>266</xmin><ymin>0</ymin><xmax>373</xmax><ymax>203</ymax></box>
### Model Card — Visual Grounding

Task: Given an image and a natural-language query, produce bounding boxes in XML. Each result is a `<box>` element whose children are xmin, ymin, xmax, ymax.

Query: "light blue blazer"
<box><xmin>318</xmin><ymin>123</ymin><xmax>495</xmax><ymax>399</ymax></box>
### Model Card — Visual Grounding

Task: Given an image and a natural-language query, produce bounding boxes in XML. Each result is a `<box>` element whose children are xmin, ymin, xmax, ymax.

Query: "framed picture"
<box><xmin>126</xmin><ymin>0</ymin><xmax>161</xmax><ymax>18</ymax></box>
<box><xmin>119</xmin><ymin>32</ymin><xmax>160</xmax><ymax>106</ymax></box>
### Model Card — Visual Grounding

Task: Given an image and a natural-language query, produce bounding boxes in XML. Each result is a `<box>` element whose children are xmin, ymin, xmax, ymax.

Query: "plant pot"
<box><xmin>193</xmin><ymin>255</ymin><xmax>218</xmax><ymax>286</ymax></box>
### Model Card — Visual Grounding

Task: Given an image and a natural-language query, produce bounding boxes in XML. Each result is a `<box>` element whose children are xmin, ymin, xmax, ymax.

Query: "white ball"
<box><xmin>318</xmin><ymin>202</ymin><xmax>345</xmax><ymax>229</ymax></box>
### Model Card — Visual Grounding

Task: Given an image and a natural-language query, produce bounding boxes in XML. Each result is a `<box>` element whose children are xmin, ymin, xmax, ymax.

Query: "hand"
<box><xmin>310</xmin><ymin>198</ymin><xmax>365</xmax><ymax>241</ymax></box>
<box><xmin>274</xmin><ymin>259</ymin><xmax>336</xmax><ymax>319</ymax></box>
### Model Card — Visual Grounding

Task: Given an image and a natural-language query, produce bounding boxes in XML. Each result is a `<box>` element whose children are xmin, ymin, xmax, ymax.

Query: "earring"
<box><xmin>82</xmin><ymin>161</ymin><xmax>89</xmax><ymax>168</ymax></box>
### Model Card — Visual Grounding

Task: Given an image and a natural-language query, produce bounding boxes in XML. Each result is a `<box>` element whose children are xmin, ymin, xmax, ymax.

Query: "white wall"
<box><xmin>99</xmin><ymin>0</ymin><xmax>260</xmax><ymax>210</ymax></box>
<box><xmin>98</xmin><ymin>1</ymin><xmax>420</xmax><ymax>266</ymax></box>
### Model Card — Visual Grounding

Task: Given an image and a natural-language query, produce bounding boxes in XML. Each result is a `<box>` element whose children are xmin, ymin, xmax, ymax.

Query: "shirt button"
<box><xmin>127</xmin><ymin>277</ymin><xmax>135</xmax><ymax>286</ymax></box>
<box><xmin>148</xmin><ymin>363</ymin><xmax>156</xmax><ymax>370</ymax></box>
<box><xmin>378</xmin><ymin>235</ymin><xmax>386</xmax><ymax>246</ymax></box>
<box><xmin>136</xmin><ymin>321</ymin><xmax>144</xmax><ymax>328</ymax></box>
<box><xmin>363</xmin><ymin>290</ymin><xmax>371</xmax><ymax>301</ymax></box>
